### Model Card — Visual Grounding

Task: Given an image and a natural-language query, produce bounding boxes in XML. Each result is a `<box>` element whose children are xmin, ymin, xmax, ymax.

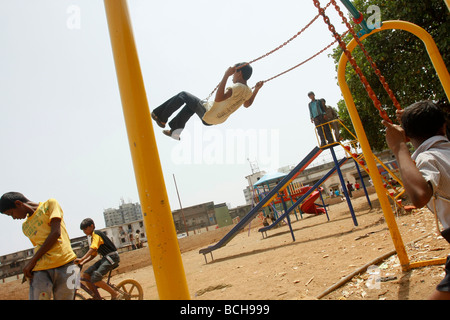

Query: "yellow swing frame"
<box><xmin>103</xmin><ymin>0</ymin><xmax>449</xmax><ymax>298</ymax></box>
<box><xmin>338</xmin><ymin>20</ymin><xmax>450</xmax><ymax>271</ymax></box>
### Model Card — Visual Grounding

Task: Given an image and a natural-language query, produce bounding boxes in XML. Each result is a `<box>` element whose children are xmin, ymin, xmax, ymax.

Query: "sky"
<box><xmin>0</xmin><ymin>0</ymin><xmax>351</xmax><ymax>256</ymax></box>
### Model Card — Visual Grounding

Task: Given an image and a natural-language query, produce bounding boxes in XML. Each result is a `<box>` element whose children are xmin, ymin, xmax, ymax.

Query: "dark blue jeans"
<box><xmin>152</xmin><ymin>91</ymin><xmax>212</xmax><ymax>130</ymax></box>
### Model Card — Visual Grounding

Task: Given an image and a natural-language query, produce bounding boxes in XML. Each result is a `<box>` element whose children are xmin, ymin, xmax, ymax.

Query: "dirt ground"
<box><xmin>1</xmin><ymin>189</ymin><xmax>448</xmax><ymax>300</ymax></box>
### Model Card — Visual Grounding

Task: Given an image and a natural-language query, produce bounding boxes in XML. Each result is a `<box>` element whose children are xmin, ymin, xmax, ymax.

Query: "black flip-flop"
<box><xmin>151</xmin><ymin>112</ymin><xmax>166</xmax><ymax>128</ymax></box>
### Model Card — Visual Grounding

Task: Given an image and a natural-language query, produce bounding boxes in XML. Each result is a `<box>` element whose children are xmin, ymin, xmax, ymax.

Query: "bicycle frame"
<box><xmin>75</xmin><ymin>266</ymin><xmax>130</xmax><ymax>300</ymax></box>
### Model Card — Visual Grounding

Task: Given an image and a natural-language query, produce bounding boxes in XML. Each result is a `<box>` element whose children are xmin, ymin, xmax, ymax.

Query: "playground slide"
<box><xmin>199</xmin><ymin>147</ymin><xmax>323</xmax><ymax>258</ymax></box>
<box><xmin>300</xmin><ymin>190</ymin><xmax>325</xmax><ymax>214</ymax></box>
<box><xmin>258</xmin><ymin>157</ymin><xmax>348</xmax><ymax>234</ymax></box>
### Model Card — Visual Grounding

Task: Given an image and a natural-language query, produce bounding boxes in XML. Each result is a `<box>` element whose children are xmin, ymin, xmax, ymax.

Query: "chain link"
<box><xmin>330</xmin><ymin>0</ymin><xmax>402</xmax><ymax>112</ymax></box>
<box><xmin>205</xmin><ymin>0</ymin><xmax>334</xmax><ymax>101</ymax></box>
<box><xmin>312</xmin><ymin>0</ymin><xmax>393</xmax><ymax>123</ymax></box>
<box><xmin>261</xmin><ymin>32</ymin><xmax>347</xmax><ymax>86</ymax></box>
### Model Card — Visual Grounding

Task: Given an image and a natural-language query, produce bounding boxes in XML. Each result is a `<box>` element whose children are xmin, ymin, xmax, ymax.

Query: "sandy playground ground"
<box><xmin>1</xmin><ymin>188</ymin><xmax>449</xmax><ymax>300</ymax></box>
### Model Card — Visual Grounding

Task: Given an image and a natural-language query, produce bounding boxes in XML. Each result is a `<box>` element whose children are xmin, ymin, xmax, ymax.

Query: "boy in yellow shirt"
<box><xmin>0</xmin><ymin>192</ymin><xmax>77</xmax><ymax>300</ymax></box>
<box><xmin>75</xmin><ymin>218</ymin><xmax>121</xmax><ymax>300</ymax></box>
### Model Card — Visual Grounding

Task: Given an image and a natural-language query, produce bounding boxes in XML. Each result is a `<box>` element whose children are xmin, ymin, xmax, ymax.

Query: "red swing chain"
<box><xmin>205</xmin><ymin>0</ymin><xmax>334</xmax><ymax>101</ymax></box>
<box><xmin>312</xmin><ymin>0</ymin><xmax>393</xmax><ymax>123</ymax></box>
<box><xmin>330</xmin><ymin>0</ymin><xmax>402</xmax><ymax>112</ymax></box>
<box><xmin>262</xmin><ymin>32</ymin><xmax>347</xmax><ymax>85</ymax></box>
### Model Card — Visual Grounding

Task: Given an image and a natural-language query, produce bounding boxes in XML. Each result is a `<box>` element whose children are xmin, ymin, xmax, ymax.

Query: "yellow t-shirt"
<box><xmin>22</xmin><ymin>199</ymin><xmax>76</xmax><ymax>271</ymax></box>
<box><xmin>202</xmin><ymin>83</ymin><xmax>253</xmax><ymax>125</ymax></box>
<box><xmin>88</xmin><ymin>232</ymin><xmax>104</xmax><ymax>256</ymax></box>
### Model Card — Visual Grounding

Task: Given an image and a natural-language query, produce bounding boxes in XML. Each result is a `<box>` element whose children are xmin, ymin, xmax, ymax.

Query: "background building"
<box><xmin>104</xmin><ymin>199</ymin><xmax>143</xmax><ymax>227</ymax></box>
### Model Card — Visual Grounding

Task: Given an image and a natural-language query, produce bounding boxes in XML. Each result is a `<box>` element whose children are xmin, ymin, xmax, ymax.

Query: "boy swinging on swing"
<box><xmin>151</xmin><ymin>63</ymin><xmax>264</xmax><ymax>140</ymax></box>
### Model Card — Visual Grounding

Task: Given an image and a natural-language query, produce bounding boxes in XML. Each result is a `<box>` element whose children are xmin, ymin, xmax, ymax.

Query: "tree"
<box><xmin>330</xmin><ymin>0</ymin><xmax>449</xmax><ymax>151</ymax></box>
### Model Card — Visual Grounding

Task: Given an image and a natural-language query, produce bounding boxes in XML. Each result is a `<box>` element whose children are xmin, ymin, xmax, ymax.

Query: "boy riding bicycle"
<box><xmin>75</xmin><ymin>218</ymin><xmax>122</xmax><ymax>300</ymax></box>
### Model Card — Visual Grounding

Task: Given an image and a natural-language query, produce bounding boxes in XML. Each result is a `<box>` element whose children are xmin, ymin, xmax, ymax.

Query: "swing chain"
<box><xmin>313</xmin><ymin>0</ymin><xmax>392</xmax><ymax>123</ymax></box>
<box><xmin>262</xmin><ymin>32</ymin><xmax>348</xmax><ymax>85</ymax></box>
<box><xmin>205</xmin><ymin>0</ymin><xmax>335</xmax><ymax>102</ymax></box>
<box><xmin>247</xmin><ymin>0</ymin><xmax>333</xmax><ymax>67</ymax></box>
<box><xmin>330</xmin><ymin>0</ymin><xmax>402</xmax><ymax>112</ymax></box>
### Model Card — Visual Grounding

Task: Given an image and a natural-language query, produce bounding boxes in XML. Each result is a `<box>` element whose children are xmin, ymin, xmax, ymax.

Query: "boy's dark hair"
<box><xmin>0</xmin><ymin>192</ymin><xmax>29</xmax><ymax>213</ymax></box>
<box><xmin>80</xmin><ymin>218</ymin><xmax>95</xmax><ymax>230</ymax></box>
<box><xmin>401</xmin><ymin>100</ymin><xmax>446</xmax><ymax>140</ymax></box>
<box><xmin>235</xmin><ymin>62</ymin><xmax>253</xmax><ymax>81</ymax></box>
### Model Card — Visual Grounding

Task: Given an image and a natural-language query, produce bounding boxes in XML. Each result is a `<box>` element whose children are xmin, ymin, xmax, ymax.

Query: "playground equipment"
<box><xmin>103</xmin><ymin>0</ymin><xmax>189</xmax><ymax>300</ymax></box>
<box><xmin>102</xmin><ymin>0</ymin><xmax>448</xmax><ymax>298</ymax></box>
<box><xmin>300</xmin><ymin>189</ymin><xmax>326</xmax><ymax>215</ymax></box>
<box><xmin>316</xmin><ymin>0</ymin><xmax>450</xmax><ymax>270</ymax></box>
<box><xmin>199</xmin><ymin>143</ymin><xmax>373</xmax><ymax>261</ymax></box>
<box><xmin>258</xmin><ymin>156</ymin><xmax>348</xmax><ymax>238</ymax></box>
<box><xmin>199</xmin><ymin>147</ymin><xmax>323</xmax><ymax>262</ymax></box>
<box><xmin>205</xmin><ymin>0</ymin><xmax>345</xmax><ymax>101</ymax></box>
<box><xmin>253</xmin><ymin>173</ymin><xmax>325</xmax><ymax>220</ymax></box>
<box><xmin>316</xmin><ymin>119</ymin><xmax>405</xmax><ymax>209</ymax></box>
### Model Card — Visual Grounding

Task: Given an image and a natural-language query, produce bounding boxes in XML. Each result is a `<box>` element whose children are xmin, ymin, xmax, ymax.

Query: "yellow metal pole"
<box><xmin>337</xmin><ymin>30</ymin><xmax>407</xmax><ymax>271</ymax></box>
<box><xmin>349</xmin><ymin>21</ymin><xmax>449</xmax><ymax>100</ymax></box>
<box><xmin>103</xmin><ymin>0</ymin><xmax>190</xmax><ymax>299</ymax></box>
<box><xmin>338</xmin><ymin>69</ymin><xmax>410</xmax><ymax>271</ymax></box>
<box><xmin>338</xmin><ymin>20</ymin><xmax>450</xmax><ymax>271</ymax></box>
<box><xmin>409</xmin><ymin>257</ymin><xmax>447</xmax><ymax>269</ymax></box>
<box><xmin>342</xmin><ymin>21</ymin><xmax>450</xmax><ymax>101</ymax></box>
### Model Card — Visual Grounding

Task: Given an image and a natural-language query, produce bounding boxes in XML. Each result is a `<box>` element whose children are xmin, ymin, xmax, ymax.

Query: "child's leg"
<box><xmin>324</xmin><ymin>123</ymin><xmax>335</xmax><ymax>143</ymax></box>
<box><xmin>313</xmin><ymin>117</ymin><xmax>326</xmax><ymax>145</ymax></box>
<box><xmin>90</xmin><ymin>258</ymin><xmax>119</xmax><ymax>299</ymax></box>
<box><xmin>153</xmin><ymin>91</ymin><xmax>200</xmax><ymax>124</ymax></box>
<box><xmin>94</xmin><ymin>280</ymin><xmax>119</xmax><ymax>299</ymax></box>
<box><xmin>168</xmin><ymin>105</ymin><xmax>195</xmax><ymax>131</ymax></box>
<box><xmin>28</xmin><ymin>264</ymin><xmax>77</xmax><ymax>300</ymax></box>
<box><xmin>83</xmin><ymin>261</ymin><xmax>103</xmax><ymax>299</ymax></box>
<box><xmin>29</xmin><ymin>270</ymin><xmax>53</xmax><ymax>300</ymax></box>
<box><xmin>167</xmin><ymin>92</ymin><xmax>206</xmax><ymax>131</ymax></box>
<box><xmin>430</xmin><ymin>256</ymin><xmax>450</xmax><ymax>300</ymax></box>
<box><xmin>429</xmin><ymin>290</ymin><xmax>450</xmax><ymax>300</ymax></box>
<box><xmin>52</xmin><ymin>263</ymin><xmax>78</xmax><ymax>300</ymax></box>
<box><xmin>81</xmin><ymin>273</ymin><xmax>102</xmax><ymax>299</ymax></box>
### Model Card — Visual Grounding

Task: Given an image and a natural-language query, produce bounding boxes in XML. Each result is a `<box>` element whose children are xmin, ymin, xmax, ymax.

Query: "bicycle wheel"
<box><xmin>116</xmin><ymin>279</ymin><xmax>144</xmax><ymax>300</ymax></box>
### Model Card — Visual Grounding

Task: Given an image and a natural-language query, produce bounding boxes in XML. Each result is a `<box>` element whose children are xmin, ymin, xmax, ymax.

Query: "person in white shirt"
<box><xmin>383</xmin><ymin>100</ymin><xmax>450</xmax><ymax>300</ymax></box>
<box><xmin>151</xmin><ymin>63</ymin><xmax>264</xmax><ymax>140</ymax></box>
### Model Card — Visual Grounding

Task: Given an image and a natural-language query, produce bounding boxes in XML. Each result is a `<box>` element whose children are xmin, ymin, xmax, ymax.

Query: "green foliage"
<box><xmin>330</xmin><ymin>0</ymin><xmax>449</xmax><ymax>151</ymax></box>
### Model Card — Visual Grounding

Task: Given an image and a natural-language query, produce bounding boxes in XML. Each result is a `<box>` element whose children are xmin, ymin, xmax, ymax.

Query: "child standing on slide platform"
<box><xmin>383</xmin><ymin>100</ymin><xmax>450</xmax><ymax>300</ymax></box>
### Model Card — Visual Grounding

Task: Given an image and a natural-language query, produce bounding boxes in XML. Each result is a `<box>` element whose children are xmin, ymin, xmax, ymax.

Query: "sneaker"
<box><xmin>151</xmin><ymin>112</ymin><xmax>166</xmax><ymax>128</ymax></box>
<box><xmin>163</xmin><ymin>129</ymin><xmax>181</xmax><ymax>141</ymax></box>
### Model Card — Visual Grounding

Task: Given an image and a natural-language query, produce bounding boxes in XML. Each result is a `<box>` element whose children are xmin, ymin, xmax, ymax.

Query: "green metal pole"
<box><xmin>339</xmin><ymin>0</ymin><xmax>372</xmax><ymax>35</ymax></box>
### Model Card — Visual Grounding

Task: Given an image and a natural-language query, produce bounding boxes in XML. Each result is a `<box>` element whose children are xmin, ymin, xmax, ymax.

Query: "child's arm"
<box><xmin>244</xmin><ymin>81</ymin><xmax>264</xmax><ymax>108</ymax></box>
<box><xmin>23</xmin><ymin>218</ymin><xmax>62</xmax><ymax>278</ymax></box>
<box><xmin>74</xmin><ymin>248</ymin><xmax>97</xmax><ymax>266</ymax></box>
<box><xmin>214</xmin><ymin>66</ymin><xmax>235</xmax><ymax>102</ymax></box>
<box><xmin>383</xmin><ymin>120</ymin><xmax>433</xmax><ymax>207</ymax></box>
